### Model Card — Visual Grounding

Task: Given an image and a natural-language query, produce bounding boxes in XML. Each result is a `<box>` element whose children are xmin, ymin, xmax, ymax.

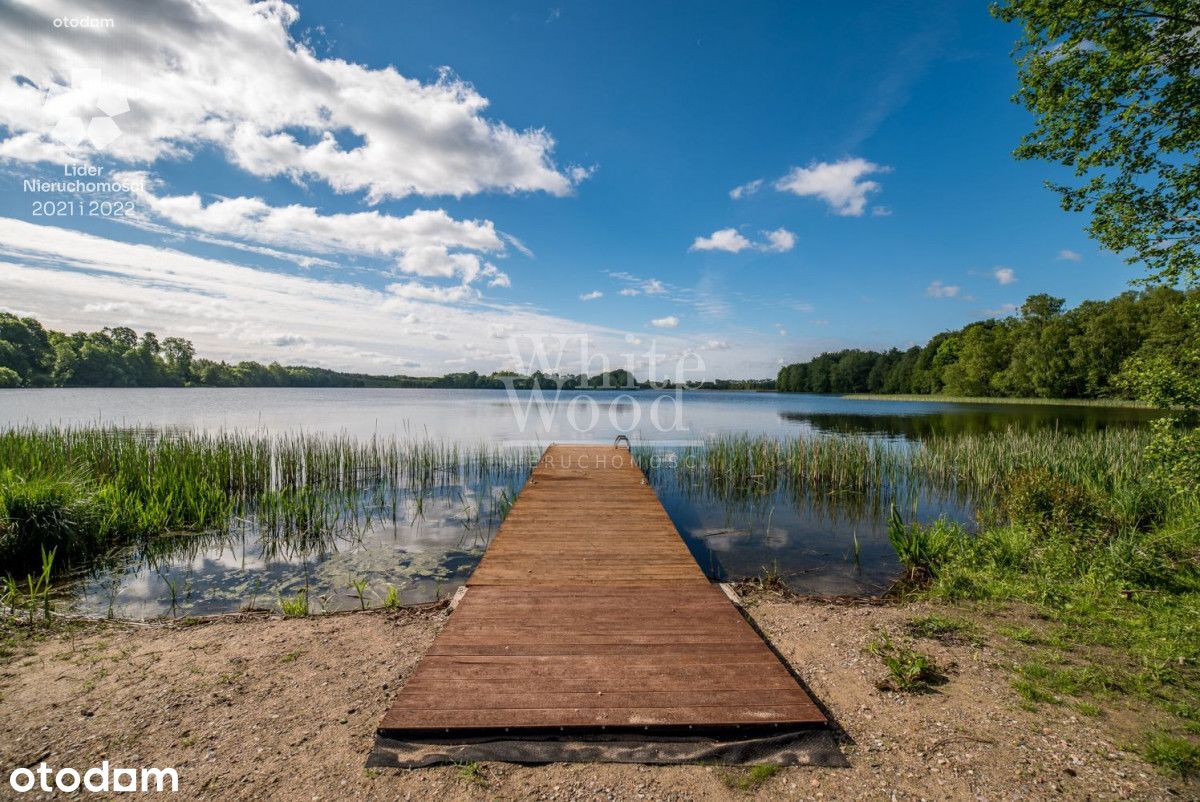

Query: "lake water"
<box><xmin>0</xmin><ymin>388</ymin><xmax>1157</xmax><ymax>618</ymax></box>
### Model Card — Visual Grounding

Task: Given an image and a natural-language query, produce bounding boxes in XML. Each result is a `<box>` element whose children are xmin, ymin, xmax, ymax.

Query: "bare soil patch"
<box><xmin>0</xmin><ymin>597</ymin><xmax>1193</xmax><ymax>800</ymax></box>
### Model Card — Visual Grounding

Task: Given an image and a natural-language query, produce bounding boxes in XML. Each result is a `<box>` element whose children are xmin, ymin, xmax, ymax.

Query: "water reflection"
<box><xmin>783</xmin><ymin>404</ymin><xmax>1163</xmax><ymax>438</ymax></box>
<box><xmin>650</xmin><ymin>462</ymin><xmax>973</xmax><ymax>596</ymax></box>
<box><xmin>71</xmin><ymin>470</ymin><xmax>529</xmax><ymax>620</ymax></box>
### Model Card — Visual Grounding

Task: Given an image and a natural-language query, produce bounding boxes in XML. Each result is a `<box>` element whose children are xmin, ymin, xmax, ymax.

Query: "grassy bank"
<box><xmin>655</xmin><ymin>429</ymin><xmax>1199</xmax><ymax>776</ymax></box>
<box><xmin>842</xmin><ymin>393</ymin><xmax>1156</xmax><ymax>408</ymax></box>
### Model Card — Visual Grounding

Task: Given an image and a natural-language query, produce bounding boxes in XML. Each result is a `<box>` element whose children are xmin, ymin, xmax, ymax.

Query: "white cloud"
<box><xmin>926</xmin><ymin>280</ymin><xmax>961</xmax><ymax>299</ymax></box>
<box><xmin>774</xmin><ymin>158</ymin><xmax>889</xmax><ymax>216</ymax></box>
<box><xmin>688</xmin><ymin>227</ymin><xmax>795</xmax><ymax>253</ymax></box>
<box><xmin>690</xmin><ymin>228</ymin><xmax>752</xmax><ymax>253</ymax></box>
<box><xmin>642</xmin><ymin>279</ymin><xmax>667</xmax><ymax>295</ymax></box>
<box><xmin>618</xmin><ymin>287</ymin><xmax>640</xmax><ymax>296</ymax></box>
<box><xmin>0</xmin><ymin>217</ymin><xmax>808</xmax><ymax>378</ymax></box>
<box><xmin>0</xmin><ymin>0</ymin><xmax>584</xmax><ymax>201</ymax></box>
<box><xmin>763</xmin><ymin>228</ymin><xmax>796</xmax><ymax>253</ymax></box>
<box><xmin>650</xmin><ymin>315</ymin><xmax>679</xmax><ymax>329</ymax></box>
<box><xmin>1057</xmin><ymin>249</ymin><xmax>1083</xmax><ymax>262</ymax></box>
<box><xmin>729</xmin><ymin>178</ymin><xmax>763</xmax><ymax>200</ymax></box>
<box><xmin>702</xmin><ymin>340</ymin><xmax>730</xmax><ymax>350</ymax></box>
<box><xmin>500</xmin><ymin>233</ymin><xmax>534</xmax><ymax>258</ymax></box>
<box><xmin>111</xmin><ymin>172</ymin><xmax>518</xmax><ymax>289</ymax></box>
<box><xmin>871</xmin><ymin>205</ymin><xmax>893</xmax><ymax>217</ymax></box>
<box><xmin>579</xmin><ymin>290</ymin><xmax>603</xmax><ymax>301</ymax></box>
<box><xmin>992</xmin><ymin>266</ymin><xmax>1016</xmax><ymax>285</ymax></box>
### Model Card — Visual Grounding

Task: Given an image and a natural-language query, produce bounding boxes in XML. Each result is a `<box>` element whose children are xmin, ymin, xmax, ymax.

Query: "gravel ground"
<box><xmin>0</xmin><ymin>595</ymin><xmax>1194</xmax><ymax>801</ymax></box>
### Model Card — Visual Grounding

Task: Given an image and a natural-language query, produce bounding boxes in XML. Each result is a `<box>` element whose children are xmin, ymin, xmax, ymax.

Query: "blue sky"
<box><xmin>0</xmin><ymin>0</ymin><xmax>1138</xmax><ymax>378</ymax></box>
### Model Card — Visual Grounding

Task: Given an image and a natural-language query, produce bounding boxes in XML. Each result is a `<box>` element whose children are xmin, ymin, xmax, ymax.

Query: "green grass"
<box><xmin>278</xmin><ymin>590</ymin><xmax>309</xmax><ymax>617</ymax></box>
<box><xmin>867</xmin><ymin>634</ymin><xmax>945</xmax><ymax>691</ymax></box>
<box><xmin>1142</xmin><ymin>732</ymin><xmax>1200</xmax><ymax>778</ymax></box>
<box><xmin>905</xmin><ymin>614</ymin><xmax>981</xmax><ymax>646</ymax></box>
<box><xmin>0</xmin><ymin>427</ymin><xmax>537</xmax><ymax>578</ymax></box>
<box><xmin>720</xmin><ymin>764</ymin><xmax>781</xmax><ymax>791</ymax></box>
<box><xmin>842</xmin><ymin>393</ymin><xmax>1156</xmax><ymax>409</ymax></box>
<box><xmin>454</xmin><ymin>761</ymin><xmax>487</xmax><ymax>786</ymax></box>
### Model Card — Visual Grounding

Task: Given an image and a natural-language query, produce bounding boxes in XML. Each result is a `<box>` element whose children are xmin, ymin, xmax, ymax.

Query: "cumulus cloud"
<box><xmin>926</xmin><ymin>280</ymin><xmax>961</xmax><ymax>299</ymax></box>
<box><xmin>618</xmin><ymin>287</ymin><xmax>640</xmax><ymax>296</ymax></box>
<box><xmin>1057</xmin><ymin>249</ymin><xmax>1083</xmax><ymax>262</ymax></box>
<box><xmin>763</xmin><ymin>228</ymin><xmax>796</xmax><ymax>253</ymax></box>
<box><xmin>690</xmin><ymin>228</ymin><xmax>753</xmax><ymax>253</ymax></box>
<box><xmin>689</xmin><ymin>227</ymin><xmax>795</xmax><ymax>253</ymax></box>
<box><xmin>579</xmin><ymin>290</ymin><xmax>603</xmax><ymax>301</ymax></box>
<box><xmin>774</xmin><ymin>158</ymin><xmax>889</xmax><ymax>216</ymax></box>
<box><xmin>729</xmin><ymin>178</ymin><xmax>763</xmax><ymax>199</ymax></box>
<box><xmin>0</xmin><ymin>0</ymin><xmax>584</xmax><ymax>201</ymax></box>
<box><xmin>992</xmin><ymin>266</ymin><xmax>1016</xmax><ymax>285</ymax></box>
<box><xmin>650</xmin><ymin>315</ymin><xmax>679</xmax><ymax>329</ymax></box>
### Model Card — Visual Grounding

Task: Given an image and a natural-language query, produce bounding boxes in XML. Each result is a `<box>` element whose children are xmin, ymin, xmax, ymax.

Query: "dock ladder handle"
<box><xmin>613</xmin><ymin>434</ymin><xmax>631</xmax><ymax>451</ymax></box>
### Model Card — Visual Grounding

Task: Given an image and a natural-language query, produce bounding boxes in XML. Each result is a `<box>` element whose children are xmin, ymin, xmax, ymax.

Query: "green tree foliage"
<box><xmin>992</xmin><ymin>0</ymin><xmax>1200</xmax><ymax>287</ymax></box>
<box><xmin>993</xmin><ymin>1</ymin><xmax>1200</xmax><ymax>493</ymax></box>
<box><xmin>0</xmin><ymin>314</ymin><xmax>742</xmax><ymax>391</ymax></box>
<box><xmin>777</xmin><ymin>288</ymin><xmax>1195</xmax><ymax>399</ymax></box>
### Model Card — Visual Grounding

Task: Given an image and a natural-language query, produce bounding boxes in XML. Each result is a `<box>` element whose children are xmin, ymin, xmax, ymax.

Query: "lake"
<box><xmin>0</xmin><ymin>388</ymin><xmax>1157</xmax><ymax>618</ymax></box>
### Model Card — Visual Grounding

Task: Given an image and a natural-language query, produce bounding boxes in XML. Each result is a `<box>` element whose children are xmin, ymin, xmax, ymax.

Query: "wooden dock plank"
<box><xmin>377</xmin><ymin>444</ymin><xmax>826</xmax><ymax>735</ymax></box>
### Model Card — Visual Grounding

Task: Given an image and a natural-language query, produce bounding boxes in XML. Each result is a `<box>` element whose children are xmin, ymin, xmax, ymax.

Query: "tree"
<box><xmin>995</xmin><ymin>0</ymin><xmax>1200</xmax><ymax>491</ymax></box>
<box><xmin>993</xmin><ymin>0</ymin><xmax>1200</xmax><ymax>287</ymax></box>
<box><xmin>162</xmin><ymin>337</ymin><xmax>195</xmax><ymax>385</ymax></box>
<box><xmin>0</xmin><ymin>313</ymin><xmax>54</xmax><ymax>385</ymax></box>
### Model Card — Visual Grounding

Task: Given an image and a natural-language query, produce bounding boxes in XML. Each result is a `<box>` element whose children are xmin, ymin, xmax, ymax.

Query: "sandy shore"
<box><xmin>0</xmin><ymin>595</ymin><xmax>1193</xmax><ymax>801</ymax></box>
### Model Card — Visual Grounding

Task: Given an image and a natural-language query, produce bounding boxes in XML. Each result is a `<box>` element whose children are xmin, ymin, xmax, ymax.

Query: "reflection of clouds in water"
<box><xmin>660</xmin><ymin>483</ymin><xmax>969</xmax><ymax>594</ymax></box>
<box><xmin>72</xmin><ymin>478</ymin><xmax>511</xmax><ymax>620</ymax></box>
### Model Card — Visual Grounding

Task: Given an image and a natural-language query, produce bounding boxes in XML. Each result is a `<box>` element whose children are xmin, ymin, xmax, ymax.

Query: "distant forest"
<box><xmin>777</xmin><ymin>288</ymin><xmax>1196</xmax><ymax>398</ymax></box>
<box><xmin>0</xmin><ymin>314</ymin><xmax>771</xmax><ymax>391</ymax></box>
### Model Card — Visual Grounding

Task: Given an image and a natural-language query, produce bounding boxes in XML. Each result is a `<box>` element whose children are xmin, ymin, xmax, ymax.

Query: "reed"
<box><xmin>0</xmin><ymin>427</ymin><xmax>537</xmax><ymax>577</ymax></box>
<box><xmin>652</xmin><ymin>428</ymin><xmax>1152</xmax><ymax>509</ymax></box>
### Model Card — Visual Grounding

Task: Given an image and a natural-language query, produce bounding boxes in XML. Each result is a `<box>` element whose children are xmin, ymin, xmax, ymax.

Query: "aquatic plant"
<box><xmin>0</xmin><ymin>427</ymin><xmax>537</xmax><ymax>577</ymax></box>
<box><xmin>278</xmin><ymin>589</ymin><xmax>309</xmax><ymax>617</ymax></box>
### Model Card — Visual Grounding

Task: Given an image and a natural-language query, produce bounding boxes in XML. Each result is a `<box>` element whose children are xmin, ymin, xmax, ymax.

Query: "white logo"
<box><xmin>47</xmin><ymin>68</ymin><xmax>129</xmax><ymax>150</ymax></box>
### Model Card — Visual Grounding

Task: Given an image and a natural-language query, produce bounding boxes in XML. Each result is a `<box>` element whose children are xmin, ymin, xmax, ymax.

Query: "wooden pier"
<box><xmin>377</xmin><ymin>444</ymin><xmax>826</xmax><ymax>736</ymax></box>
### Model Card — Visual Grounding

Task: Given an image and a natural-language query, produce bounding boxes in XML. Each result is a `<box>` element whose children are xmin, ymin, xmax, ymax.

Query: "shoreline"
<box><xmin>1</xmin><ymin>597</ymin><xmax>1192</xmax><ymax>800</ymax></box>
<box><xmin>840</xmin><ymin>393</ymin><xmax>1156</xmax><ymax>409</ymax></box>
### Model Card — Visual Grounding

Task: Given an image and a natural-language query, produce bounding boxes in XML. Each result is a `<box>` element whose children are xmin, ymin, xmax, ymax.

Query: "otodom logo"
<box><xmin>45</xmin><ymin>67</ymin><xmax>129</xmax><ymax>150</ymax></box>
<box><xmin>8</xmin><ymin>761</ymin><xmax>178</xmax><ymax>794</ymax></box>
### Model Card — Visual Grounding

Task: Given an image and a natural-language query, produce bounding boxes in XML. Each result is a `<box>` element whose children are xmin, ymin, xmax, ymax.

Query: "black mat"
<box><xmin>368</xmin><ymin>728</ymin><xmax>848</xmax><ymax>768</ymax></box>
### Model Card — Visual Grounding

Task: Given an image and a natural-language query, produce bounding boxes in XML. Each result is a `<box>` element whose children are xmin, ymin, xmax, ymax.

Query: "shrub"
<box><xmin>1000</xmin><ymin>469</ymin><xmax>1103</xmax><ymax>536</ymax></box>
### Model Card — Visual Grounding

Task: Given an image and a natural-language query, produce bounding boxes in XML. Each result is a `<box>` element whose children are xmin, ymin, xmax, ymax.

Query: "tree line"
<box><xmin>777</xmin><ymin>288</ymin><xmax>1196</xmax><ymax>399</ymax></box>
<box><xmin>0</xmin><ymin>315</ymin><xmax>775</xmax><ymax>390</ymax></box>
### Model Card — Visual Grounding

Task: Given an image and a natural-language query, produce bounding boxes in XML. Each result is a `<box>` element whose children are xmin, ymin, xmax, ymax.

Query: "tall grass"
<box><xmin>0</xmin><ymin>427</ymin><xmax>537</xmax><ymax>576</ymax></box>
<box><xmin>651</xmin><ymin>428</ymin><xmax>1152</xmax><ymax>511</ymax></box>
